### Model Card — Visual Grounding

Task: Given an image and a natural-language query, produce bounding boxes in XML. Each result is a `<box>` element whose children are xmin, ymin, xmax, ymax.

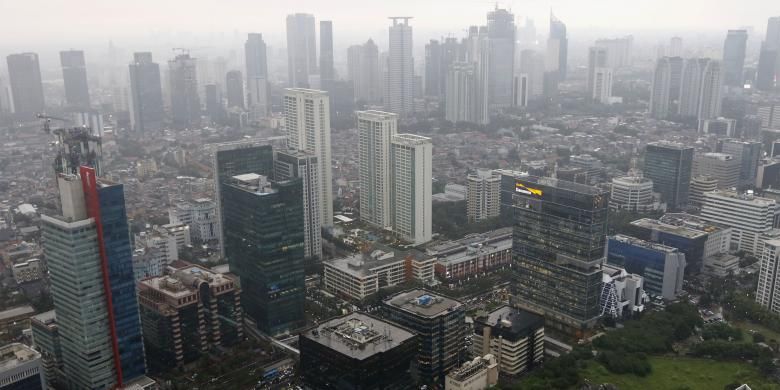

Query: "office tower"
<box><xmin>460</xmin><ymin>25</ymin><xmax>491</xmax><ymax>123</ymax></box>
<box><xmin>347</xmin><ymin>39</ymin><xmax>381</xmax><ymax>103</ymax></box>
<box><xmin>320</xmin><ymin>21</ymin><xmax>334</xmax><ymax>87</ymax></box>
<box><xmin>644</xmin><ymin>141</ymin><xmax>694</xmax><ymax>209</ymax></box>
<box><xmin>587</xmin><ymin>47</ymin><xmax>609</xmax><ymax>101</ymax></box>
<box><xmin>221</xmin><ymin>173</ymin><xmax>305</xmax><ymax>335</ymax></box>
<box><xmin>486</xmin><ymin>7</ymin><xmax>515</xmax><ymax>107</ymax></box>
<box><xmin>245</xmin><ymin>33</ymin><xmax>269</xmax><ymax>117</ymax></box>
<box><xmin>591</xmin><ymin>67</ymin><xmax>613</xmax><ymax>103</ymax></box>
<box><xmin>386</xmin><ymin>17</ymin><xmax>414</xmax><ymax>115</ymax></box>
<box><xmin>697</xmin><ymin>60</ymin><xmax>724</xmax><ymax>121</ymax></box>
<box><xmin>722</xmin><ymin>30</ymin><xmax>748</xmax><ymax>87</ymax></box>
<box><xmin>689</xmin><ymin>176</ymin><xmax>719</xmax><ymax>208</ymax></box>
<box><xmin>701</xmin><ymin>190</ymin><xmax>776</xmax><ymax>255</ymax></box>
<box><xmin>0</xmin><ymin>343</ymin><xmax>45</xmax><ymax>390</ymax></box>
<box><xmin>425</xmin><ymin>39</ymin><xmax>442</xmax><ymax>97</ymax></box>
<box><xmin>595</xmin><ymin>36</ymin><xmax>633</xmax><ymax>68</ymax></box>
<box><xmin>650</xmin><ymin>57</ymin><xmax>673</xmax><ymax>118</ymax></box>
<box><xmin>670</xmin><ymin>36</ymin><xmax>683</xmax><ymax>57</ymax></box>
<box><xmin>30</xmin><ymin>311</ymin><xmax>62</xmax><ymax>389</ymax></box>
<box><xmin>606</xmin><ymin>235</ymin><xmax>686</xmax><ymax>300</ymax></box>
<box><xmin>284</xmin><ymin>88</ymin><xmax>333</xmax><ymax>228</ymax></box>
<box><xmin>168</xmin><ymin>53</ymin><xmax>201</xmax><ymax>129</ymax></box>
<box><xmin>758</xmin><ymin>160</ymin><xmax>780</xmax><ymax>189</ymax></box>
<box><xmin>60</xmin><ymin>50</ymin><xmax>90</xmax><ymax>109</ymax></box>
<box><xmin>503</xmin><ymin>175</ymin><xmax>608</xmax><ymax>333</ymax></box>
<box><xmin>679</xmin><ymin>58</ymin><xmax>723</xmax><ymax>120</ymax></box>
<box><xmin>609</xmin><ymin>176</ymin><xmax>656</xmax><ymax>213</ymax></box>
<box><xmin>356</xmin><ymin>110</ymin><xmax>397</xmax><ymax>229</ymax></box>
<box><xmin>519</xmin><ymin>49</ymin><xmax>545</xmax><ymax>98</ymax></box>
<box><xmin>467</xmin><ymin>169</ymin><xmax>501</xmax><ymax>222</ymax></box>
<box><xmin>6</xmin><ymin>53</ymin><xmax>45</xmax><ymax>120</ymax></box>
<box><xmin>137</xmin><ymin>263</ymin><xmax>243</xmax><ymax>372</ymax></box>
<box><xmin>548</xmin><ymin>12</ymin><xmax>568</xmax><ymax>81</ymax></box>
<box><xmin>129</xmin><ymin>52</ymin><xmax>165</xmax><ymax>134</ymax></box>
<box><xmin>471</xmin><ymin>307</ymin><xmax>544</xmax><ymax>376</ymax></box>
<box><xmin>757</xmin><ymin>238</ymin><xmax>780</xmax><ymax>313</ymax></box>
<box><xmin>299</xmin><ymin>313</ymin><xmax>418</xmax><ymax>389</ymax></box>
<box><xmin>225</xmin><ymin>70</ymin><xmax>244</xmax><ymax>109</ymax></box>
<box><xmin>693</xmin><ymin>153</ymin><xmax>740</xmax><ymax>189</ymax></box>
<box><xmin>512</xmin><ymin>74</ymin><xmax>529</xmax><ymax>107</ymax></box>
<box><xmin>391</xmin><ymin>134</ymin><xmax>432</xmax><ymax>245</ymax></box>
<box><xmin>286</xmin><ymin>13</ymin><xmax>317</xmax><ymax>87</ymax></box>
<box><xmin>382</xmin><ymin>290</ymin><xmax>465</xmax><ymax>385</ymax></box>
<box><xmin>205</xmin><ymin>84</ymin><xmax>224</xmax><ymax>123</ymax></box>
<box><xmin>757</xmin><ymin>44</ymin><xmax>778</xmax><ymax>90</ymax></box>
<box><xmin>274</xmin><ymin>149</ymin><xmax>322</xmax><ymax>259</ymax></box>
<box><xmin>41</xmin><ymin>168</ymin><xmax>146</xmax><ymax>389</ymax></box>
<box><xmin>717</xmin><ymin>139</ymin><xmax>762</xmax><ymax>188</ymax></box>
<box><xmin>445</xmin><ymin>62</ymin><xmax>484</xmax><ymax>124</ymax></box>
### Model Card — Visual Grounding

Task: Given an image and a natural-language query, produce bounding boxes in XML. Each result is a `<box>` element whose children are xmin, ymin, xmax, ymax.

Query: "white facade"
<box><xmin>592</xmin><ymin>67</ymin><xmax>613</xmax><ymax>104</ymax></box>
<box><xmin>757</xmin><ymin>239</ymin><xmax>780</xmax><ymax>313</ymax></box>
<box><xmin>274</xmin><ymin>149</ymin><xmax>322</xmax><ymax>259</ymax></box>
<box><xmin>445</xmin><ymin>62</ymin><xmax>479</xmax><ymax>124</ymax></box>
<box><xmin>134</xmin><ymin>228</ymin><xmax>179</xmax><ymax>267</ymax></box>
<box><xmin>467</xmin><ymin>169</ymin><xmax>501</xmax><ymax>222</ymax></box>
<box><xmin>701</xmin><ymin>190</ymin><xmax>776</xmax><ymax>255</ymax></box>
<box><xmin>169</xmin><ymin>198</ymin><xmax>219</xmax><ymax>244</ymax></box>
<box><xmin>679</xmin><ymin>58</ymin><xmax>723</xmax><ymax>121</ymax></box>
<box><xmin>693</xmin><ymin>153</ymin><xmax>740</xmax><ymax>189</ymax></box>
<box><xmin>357</xmin><ymin>110</ymin><xmax>397</xmax><ymax>229</ymax></box>
<box><xmin>284</xmin><ymin>88</ymin><xmax>334</xmax><ymax>227</ymax></box>
<box><xmin>391</xmin><ymin>134</ymin><xmax>432</xmax><ymax>245</ymax></box>
<box><xmin>386</xmin><ymin>17</ymin><xmax>414</xmax><ymax>116</ymax></box>
<box><xmin>0</xmin><ymin>343</ymin><xmax>44</xmax><ymax>390</ymax></box>
<box><xmin>444</xmin><ymin>355</ymin><xmax>499</xmax><ymax>390</ymax></box>
<box><xmin>600</xmin><ymin>263</ymin><xmax>646</xmax><ymax>318</ymax></box>
<box><xmin>609</xmin><ymin>176</ymin><xmax>657</xmax><ymax>212</ymax></box>
<box><xmin>12</xmin><ymin>258</ymin><xmax>43</xmax><ymax>284</ymax></box>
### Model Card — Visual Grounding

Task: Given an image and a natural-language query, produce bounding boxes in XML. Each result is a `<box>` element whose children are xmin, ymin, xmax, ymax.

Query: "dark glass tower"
<box><xmin>487</xmin><ymin>7</ymin><xmax>515</xmax><ymax>107</ymax></box>
<box><xmin>168</xmin><ymin>53</ymin><xmax>201</xmax><ymax>129</ymax></box>
<box><xmin>502</xmin><ymin>174</ymin><xmax>608</xmax><ymax>334</ymax></box>
<box><xmin>722</xmin><ymin>29</ymin><xmax>748</xmax><ymax>87</ymax></box>
<box><xmin>129</xmin><ymin>52</ymin><xmax>165</xmax><ymax>134</ymax></box>
<box><xmin>225</xmin><ymin>70</ymin><xmax>244</xmax><ymax>109</ymax></box>
<box><xmin>60</xmin><ymin>50</ymin><xmax>91</xmax><ymax>109</ymax></box>
<box><xmin>320</xmin><ymin>21</ymin><xmax>334</xmax><ymax>86</ymax></box>
<box><xmin>644</xmin><ymin>141</ymin><xmax>694</xmax><ymax>210</ymax></box>
<box><xmin>549</xmin><ymin>13</ymin><xmax>568</xmax><ymax>81</ymax></box>
<box><xmin>6</xmin><ymin>52</ymin><xmax>45</xmax><ymax>120</ymax></box>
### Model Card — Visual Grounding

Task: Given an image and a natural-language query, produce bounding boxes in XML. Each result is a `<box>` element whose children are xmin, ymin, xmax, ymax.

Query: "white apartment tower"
<box><xmin>445</xmin><ymin>62</ymin><xmax>481</xmax><ymax>124</ymax></box>
<box><xmin>391</xmin><ymin>134</ymin><xmax>432</xmax><ymax>245</ymax></box>
<box><xmin>679</xmin><ymin>58</ymin><xmax>723</xmax><ymax>121</ymax></box>
<box><xmin>701</xmin><ymin>190</ymin><xmax>776</xmax><ymax>255</ymax></box>
<box><xmin>357</xmin><ymin>110</ymin><xmax>398</xmax><ymax>229</ymax></box>
<box><xmin>386</xmin><ymin>17</ymin><xmax>414</xmax><ymax>116</ymax></box>
<box><xmin>467</xmin><ymin>169</ymin><xmax>501</xmax><ymax>222</ymax></box>
<box><xmin>274</xmin><ymin>149</ymin><xmax>323</xmax><ymax>259</ymax></box>
<box><xmin>756</xmin><ymin>239</ymin><xmax>780</xmax><ymax>313</ymax></box>
<box><xmin>284</xmin><ymin>88</ymin><xmax>334</xmax><ymax>227</ymax></box>
<box><xmin>592</xmin><ymin>67</ymin><xmax>614</xmax><ymax>104</ymax></box>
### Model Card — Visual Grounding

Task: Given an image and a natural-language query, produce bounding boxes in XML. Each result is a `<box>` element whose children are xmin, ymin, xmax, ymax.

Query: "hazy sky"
<box><xmin>2</xmin><ymin>0</ymin><xmax>775</xmax><ymax>47</ymax></box>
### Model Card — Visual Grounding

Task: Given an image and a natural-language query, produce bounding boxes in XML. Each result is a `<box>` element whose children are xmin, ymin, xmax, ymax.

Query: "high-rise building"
<box><xmin>587</xmin><ymin>46</ymin><xmax>609</xmax><ymax>102</ymax></box>
<box><xmin>320</xmin><ymin>21</ymin><xmax>334</xmax><ymax>86</ymax></box>
<box><xmin>204</xmin><ymin>84</ymin><xmax>224</xmax><ymax>123</ymax></box>
<box><xmin>30</xmin><ymin>311</ymin><xmax>62</xmax><ymax>389</ymax></box>
<box><xmin>595</xmin><ymin>36</ymin><xmax>633</xmax><ymax>69</ymax></box>
<box><xmin>609</xmin><ymin>176</ymin><xmax>656</xmax><ymax>213</ymax></box>
<box><xmin>245</xmin><ymin>33</ymin><xmax>269</xmax><ymax>117</ymax></box>
<box><xmin>693</xmin><ymin>152</ymin><xmax>740</xmax><ymax>189</ymax></box>
<box><xmin>445</xmin><ymin>62</ymin><xmax>485</xmax><ymax>124</ymax></box>
<box><xmin>649</xmin><ymin>57</ymin><xmax>685</xmax><ymax>119</ymax></box>
<box><xmin>286</xmin><ymin>13</ymin><xmax>317</xmax><ymax>87</ymax></box>
<box><xmin>701</xmin><ymin>190</ymin><xmax>776</xmax><ymax>255</ymax></box>
<box><xmin>41</xmin><ymin>168</ymin><xmax>147</xmax><ymax>389</ymax></box>
<box><xmin>467</xmin><ymin>169</ymin><xmax>501</xmax><ymax>222</ymax></box>
<box><xmin>382</xmin><ymin>290</ymin><xmax>465</xmax><ymax>385</ymax></box>
<box><xmin>6</xmin><ymin>53</ymin><xmax>45</xmax><ymax>120</ymax></box>
<box><xmin>471</xmin><ymin>306</ymin><xmax>544</xmax><ymax>376</ymax></box>
<box><xmin>644</xmin><ymin>141</ymin><xmax>694</xmax><ymax>210</ymax></box>
<box><xmin>168</xmin><ymin>198</ymin><xmax>219</xmax><ymax>244</ymax></box>
<box><xmin>757</xmin><ymin>17</ymin><xmax>780</xmax><ymax>90</ymax></box>
<box><xmin>717</xmin><ymin>139</ymin><xmax>762</xmax><ymax>188</ymax></box>
<box><xmin>274</xmin><ymin>149</ymin><xmax>322</xmax><ymax>259</ymax></box>
<box><xmin>424</xmin><ymin>39</ymin><xmax>442</xmax><ymax>97</ymax></box>
<box><xmin>386</xmin><ymin>17</ymin><xmax>414</xmax><ymax>116</ymax></box>
<box><xmin>221</xmin><ymin>173</ymin><xmax>305</xmax><ymax>335</ymax></box>
<box><xmin>519</xmin><ymin>49</ymin><xmax>545</xmax><ymax>98</ymax></box>
<box><xmin>356</xmin><ymin>110</ymin><xmax>397</xmax><ymax>229</ymax></box>
<box><xmin>347</xmin><ymin>39</ymin><xmax>381</xmax><ymax>103</ymax></box>
<box><xmin>722</xmin><ymin>30</ymin><xmax>748</xmax><ymax>87</ymax></box>
<box><xmin>284</xmin><ymin>88</ymin><xmax>333</xmax><ymax>228</ymax></box>
<box><xmin>512</xmin><ymin>73</ymin><xmax>529</xmax><ymax>108</ymax></box>
<box><xmin>391</xmin><ymin>134</ymin><xmax>432</xmax><ymax>245</ymax></box>
<box><xmin>689</xmin><ymin>175</ymin><xmax>719</xmax><ymax>208</ymax></box>
<box><xmin>606</xmin><ymin>235</ymin><xmax>686</xmax><ymax>300</ymax></box>
<box><xmin>503</xmin><ymin>175</ymin><xmax>608</xmax><ymax>334</ymax></box>
<box><xmin>591</xmin><ymin>67</ymin><xmax>614</xmax><ymax>104</ymax></box>
<box><xmin>679</xmin><ymin>58</ymin><xmax>723</xmax><ymax>121</ymax></box>
<box><xmin>168</xmin><ymin>53</ymin><xmax>201</xmax><ymax>129</ymax></box>
<box><xmin>225</xmin><ymin>70</ymin><xmax>244</xmax><ymax>109</ymax></box>
<box><xmin>548</xmin><ymin>12</ymin><xmax>568</xmax><ymax>81</ymax></box>
<box><xmin>0</xmin><ymin>343</ymin><xmax>44</xmax><ymax>390</ymax></box>
<box><xmin>756</xmin><ymin>238</ymin><xmax>780</xmax><ymax>313</ymax></box>
<box><xmin>60</xmin><ymin>50</ymin><xmax>90</xmax><ymax>109</ymax></box>
<box><xmin>129</xmin><ymin>52</ymin><xmax>165</xmax><ymax>134</ymax></box>
<box><xmin>670</xmin><ymin>36</ymin><xmax>683</xmax><ymax>57</ymax></box>
<box><xmin>486</xmin><ymin>7</ymin><xmax>515</xmax><ymax>107</ymax></box>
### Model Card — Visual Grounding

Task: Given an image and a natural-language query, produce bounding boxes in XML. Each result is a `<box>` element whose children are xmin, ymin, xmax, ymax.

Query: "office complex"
<box><xmin>357</xmin><ymin>110</ymin><xmax>397</xmax><ymax>229</ymax></box>
<box><xmin>383</xmin><ymin>290</ymin><xmax>465</xmax><ymax>385</ymax></box>
<box><xmin>716</xmin><ymin>139</ymin><xmax>762</xmax><ymax>188</ymax></box>
<box><xmin>347</xmin><ymin>39</ymin><xmax>381</xmax><ymax>103</ymax></box>
<box><xmin>221</xmin><ymin>173</ymin><xmax>305</xmax><ymax>335</ymax></box>
<box><xmin>606</xmin><ymin>235</ymin><xmax>685</xmax><ymax>300</ymax></box>
<box><xmin>428</xmin><ymin>228</ymin><xmax>512</xmax><ymax>280</ymax></box>
<box><xmin>467</xmin><ymin>169</ymin><xmax>501</xmax><ymax>222</ymax></box>
<box><xmin>129</xmin><ymin>52</ymin><xmax>165</xmax><ymax>134</ymax></box>
<box><xmin>693</xmin><ymin>152</ymin><xmax>740</xmax><ymax>189</ymax></box>
<box><xmin>644</xmin><ymin>141</ymin><xmax>693</xmax><ymax>210</ymax></box>
<box><xmin>445</xmin><ymin>356</ymin><xmax>499</xmax><ymax>390</ymax></box>
<box><xmin>320</xmin><ymin>21</ymin><xmax>334</xmax><ymax>86</ymax></box>
<box><xmin>284</xmin><ymin>88</ymin><xmax>333</xmax><ymax>227</ymax></box>
<box><xmin>168</xmin><ymin>53</ymin><xmax>201</xmax><ymax>129</ymax></box>
<box><xmin>722</xmin><ymin>29</ymin><xmax>748</xmax><ymax>87</ymax></box>
<box><xmin>6</xmin><ymin>53</ymin><xmax>45</xmax><ymax>120</ymax></box>
<box><xmin>609</xmin><ymin>176</ymin><xmax>658</xmax><ymax>213</ymax></box>
<box><xmin>274</xmin><ymin>149</ymin><xmax>322</xmax><ymax>259</ymax></box>
<box><xmin>225</xmin><ymin>70</ymin><xmax>244</xmax><ymax>109</ymax></box>
<box><xmin>386</xmin><ymin>17</ymin><xmax>414</xmax><ymax>116</ymax></box>
<box><xmin>502</xmin><ymin>175</ymin><xmax>607</xmax><ymax>333</ymax></box>
<box><xmin>471</xmin><ymin>306</ymin><xmax>544</xmax><ymax>376</ymax></box>
<box><xmin>391</xmin><ymin>134</ymin><xmax>432</xmax><ymax>244</ymax></box>
<box><xmin>137</xmin><ymin>263</ymin><xmax>243</xmax><ymax>372</ymax></box>
<box><xmin>679</xmin><ymin>58</ymin><xmax>723</xmax><ymax>121</ymax></box>
<box><xmin>286</xmin><ymin>13</ymin><xmax>317</xmax><ymax>87</ymax></box>
<box><xmin>0</xmin><ymin>343</ymin><xmax>44</xmax><ymax>390</ymax></box>
<box><xmin>245</xmin><ymin>33</ymin><xmax>269</xmax><ymax>117</ymax></box>
<box><xmin>41</xmin><ymin>168</ymin><xmax>146</xmax><ymax>389</ymax></box>
<box><xmin>299</xmin><ymin>313</ymin><xmax>418</xmax><ymax>390</ymax></box>
<box><xmin>701</xmin><ymin>190</ymin><xmax>776</xmax><ymax>255</ymax></box>
<box><xmin>60</xmin><ymin>50</ymin><xmax>90</xmax><ymax>109</ymax></box>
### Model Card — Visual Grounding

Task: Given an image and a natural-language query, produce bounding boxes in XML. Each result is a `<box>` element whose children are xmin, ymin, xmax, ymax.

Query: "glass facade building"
<box><xmin>644</xmin><ymin>142</ymin><xmax>693</xmax><ymax>210</ymax></box>
<box><xmin>501</xmin><ymin>174</ymin><xmax>608</xmax><ymax>333</ymax></box>
<box><xmin>606</xmin><ymin>235</ymin><xmax>686</xmax><ymax>300</ymax></box>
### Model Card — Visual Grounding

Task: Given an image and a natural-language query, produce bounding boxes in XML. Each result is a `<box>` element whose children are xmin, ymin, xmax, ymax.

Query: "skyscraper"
<box><xmin>225</xmin><ymin>70</ymin><xmax>244</xmax><ymax>109</ymax></box>
<box><xmin>595</xmin><ymin>36</ymin><xmax>633</xmax><ymax>69</ymax></box>
<box><xmin>320</xmin><ymin>21</ymin><xmax>334</xmax><ymax>86</ymax></box>
<box><xmin>649</xmin><ymin>56</ymin><xmax>684</xmax><ymax>119</ymax></box>
<box><xmin>486</xmin><ymin>7</ymin><xmax>515</xmax><ymax>107</ymax></box>
<box><xmin>41</xmin><ymin>168</ymin><xmax>146</xmax><ymax>389</ymax></box>
<box><xmin>204</xmin><ymin>84</ymin><xmax>224</xmax><ymax>123</ymax></box>
<box><xmin>424</xmin><ymin>39</ymin><xmax>442</xmax><ymax>97</ymax></box>
<box><xmin>348</xmin><ymin>39</ymin><xmax>382</xmax><ymax>103</ymax></box>
<box><xmin>679</xmin><ymin>58</ymin><xmax>723</xmax><ymax>121</ymax></box>
<box><xmin>722</xmin><ymin>29</ymin><xmax>748</xmax><ymax>87</ymax></box>
<box><xmin>221</xmin><ymin>173</ymin><xmax>305</xmax><ymax>335</ymax></box>
<box><xmin>245</xmin><ymin>33</ymin><xmax>269</xmax><ymax>117</ymax></box>
<box><xmin>168</xmin><ymin>53</ymin><xmax>201</xmax><ymax>129</ymax></box>
<box><xmin>60</xmin><ymin>50</ymin><xmax>90</xmax><ymax>109</ymax></box>
<box><xmin>503</xmin><ymin>175</ymin><xmax>608</xmax><ymax>334</ymax></box>
<box><xmin>390</xmin><ymin>134</ymin><xmax>432</xmax><ymax>245</ymax></box>
<box><xmin>717</xmin><ymin>139</ymin><xmax>762</xmax><ymax>188</ymax></box>
<box><xmin>284</xmin><ymin>88</ymin><xmax>333</xmax><ymax>227</ymax></box>
<box><xmin>587</xmin><ymin>46</ymin><xmax>609</xmax><ymax>101</ymax></box>
<box><xmin>6</xmin><ymin>53</ymin><xmax>45</xmax><ymax>120</ymax></box>
<box><xmin>467</xmin><ymin>169</ymin><xmax>501</xmax><ymax>222</ymax></box>
<box><xmin>670</xmin><ymin>36</ymin><xmax>683</xmax><ymax>57</ymax></box>
<box><xmin>129</xmin><ymin>52</ymin><xmax>165</xmax><ymax>134</ymax></box>
<box><xmin>286</xmin><ymin>13</ymin><xmax>317</xmax><ymax>87</ymax></box>
<box><xmin>386</xmin><ymin>17</ymin><xmax>414</xmax><ymax>116</ymax></box>
<box><xmin>548</xmin><ymin>12</ymin><xmax>568</xmax><ymax>81</ymax></box>
<box><xmin>445</xmin><ymin>62</ymin><xmax>481</xmax><ymax>123</ymax></box>
<box><xmin>274</xmin><ymin>149</ymin><xmax>322</xmax><ymax>260</ymax></box>
<box><xmin>644</xmin><ymin>141</ymin><xmax>694</xmax><ymax>210</ymax></box>
<box><xmin>757</xmin><ymin>17</ymin><xmax>780</xmax><ymax>90</ymax></box>
<box><xmin>357</xmin><ymin>110</ymin><xmax>397</xmax><ymax>229</ymax></box>
<box><xmin>591</xmin><ymin>67</ymin><xmax>613</xmax><ymax>104</ymax></box>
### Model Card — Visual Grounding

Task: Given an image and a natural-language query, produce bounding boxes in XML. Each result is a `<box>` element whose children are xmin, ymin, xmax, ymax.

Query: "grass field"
<box><xmin>733</xmin><ymin>321</ymin><xmax>780</xmax><ymax>343</ymax></box>
<box><xmin>579</xmin><ymin>356</ymin><xmax>780</xmax><ymax>390</ymax></box>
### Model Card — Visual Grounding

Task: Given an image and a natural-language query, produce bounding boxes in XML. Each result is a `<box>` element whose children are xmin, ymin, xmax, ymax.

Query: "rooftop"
<box><xmin>659</xmin><ymin>213</ymin><xmax>729</xmax><ymax>234</ymax></box>
<box><xmin>0</xmin><ymin>305</ymin><xmax>36</xmax><ymax>322</ymax></box>
<box><xmin>631</xmin><ymin>218</ymin><xmax>708</xmax><ymax>239</ymax></box>
<box><xmin>30</xmin><ymin>310</ymin><xmax>56</xmax><ymax>326</ymax></box>
<box><xmin>326</xmin><ymin>245</ymin><xmax>430</xmax><ymax>278</ymax></box>
<box><xmin>384</xmin><ymin>289</ymin><xmax>463</xmax><ymax>318</ymax></box>
<box><xmin>0</xmin><ymin>343</ymin><xmax>40</xmax><ymax>372</ymax></box>
<box><xmin>705</xmin><ymin>190</ymin><xmax>776</xmax><ymax>206</ymax></box>
<box><xmin>513</xmin><ymin>174</ymin><xmax>606</xmax><ymax>196</ymax></box>
<box><xmin>301</xmin><ymin>313</ymin><xmax>415</xmax><ymax>360</ymax></box>
<box><xmin>647</xmin><ymin>140</ymin><xmax>693</xmax><ymax>150</ymax></box>
<box><xmin>610</xmin><ymin>234</ymin><xmax>680</xmax><ymax>253</ymax></box>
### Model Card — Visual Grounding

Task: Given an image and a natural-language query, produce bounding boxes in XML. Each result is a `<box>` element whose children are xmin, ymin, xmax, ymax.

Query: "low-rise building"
<box><xmin>609</xmin><ymin>176</ymin><xmax>661</xmax><ymax>213</ymax></box>
<box><xmin>471</xmin><ymin>306</ymin><xmax>544</xmax><ymax>376</ymax></box>
<box><xmin>0</xmin><ymin>306</ymin><xmax>35</xmax><ymax>333</ymax></box>
<box><xmin>168</xmin><ymin>198</ymin><xmax>219</xmax><ymax>244</ymax></box>
<box><xmin>11</xmin><ymin>258</ymin><xmax>43</xmax><ymax>284</ymax></box>
<box><xmin>444</xmin><ymin>355</ymin><xmax>499</xmax><ymax>390</ymax></box>
<box><xmin>701</xmin><ymin>190</ymin><xmax>776</xmax><ymax>255</ymax></box>
<box><xmin>600</xmin><ymin>263</ymin><xmax>646</xmax><ymax>318</ymax></box>
<box><xmin>606</xmin><ymin>235</ymin><xmax>686</xmax><ymax>300</ymax></box>
<box><xmin>0</xmin><ymin>343</ymin><xmax>45</xmax><ymax>390</ymax></box>
<box><xmin>427</xmin><ymin>228</ymin><xmax>512</xmax><ymax>280</ymax></box>
<box><xmin>30</xmin><ymin>310</ymin><xmax>63</xmax><ymax>390</ymax></box>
